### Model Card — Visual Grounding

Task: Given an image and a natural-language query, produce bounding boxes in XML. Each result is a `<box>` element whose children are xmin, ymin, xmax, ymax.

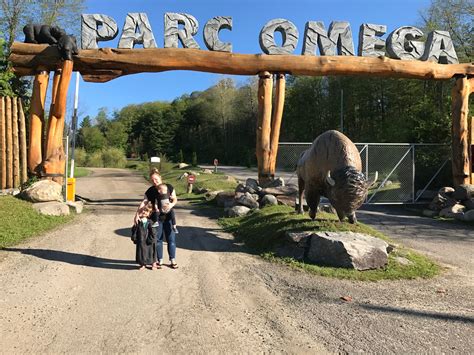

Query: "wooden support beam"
<box><xmin>28</xmin><ymin>71</ymin><xmax>49</xmax><ymax>175</ymax></box>
<box><xmin>269</xmin><ymin>74</ymin><xmax>286</xmax><ymax>177</ymax></box>
<box><xmin>12</xmin><ymin>97</ymin><xmax>19</xmax><ymax>188</ymax></box>
<box><xmin>5</xmin><ymin>97</ymin><xmax>12</xmax><ymax>188</ymax></box>
<box><xmin>257</xmin><ymin>71</ymin><xmax>273</xmax><ymax>185</ymax></box>
<box><xmin>18</xmin><ymin>98</ymin><xmax>27</xmax><ymax>184</ymax></box>
<box><xmin>43</xmin><ymin>60</ymin><xmax>73</xmax><ymax>184</ymax></box>
<box><xmin>0</xmin><ymin>97</ymin><xmax>5</xmax><ymax>189</ymax></box>
<box><xmin>451</xmin><ymin>76</ymin><xmax>471</xmax><ymax>186</ymax></box>
<box><xmin>9</xmin><ymin>43</ymin><xmax>474</xmax><ymax>83</ymax></box>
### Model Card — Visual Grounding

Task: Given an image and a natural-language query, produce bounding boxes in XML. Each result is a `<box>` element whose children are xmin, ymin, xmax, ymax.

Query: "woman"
<box><xmin>134</xmin><ymin>169</ymin><xmax>178</xmax><ymax>269</ymax></box>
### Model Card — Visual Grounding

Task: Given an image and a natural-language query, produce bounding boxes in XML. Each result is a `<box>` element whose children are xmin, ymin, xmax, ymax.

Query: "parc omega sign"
<box><xmin>81</xmin><ymin>12</ymin><xmax>459</xmax><ymax>64</ymax></box>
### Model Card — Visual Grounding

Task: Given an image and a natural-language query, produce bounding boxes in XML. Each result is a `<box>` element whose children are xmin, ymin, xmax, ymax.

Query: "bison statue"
<box><xmin>296</xmin><ymin>130</ymin><xmax>377</xmax><ymax>224</ymax></box>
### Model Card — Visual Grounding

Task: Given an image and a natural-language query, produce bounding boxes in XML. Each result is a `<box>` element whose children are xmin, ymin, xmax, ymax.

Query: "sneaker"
<box><xmin>151</xmin><ymin>222</ymin><xmax>159</xmax><ymax>228</ymax></box>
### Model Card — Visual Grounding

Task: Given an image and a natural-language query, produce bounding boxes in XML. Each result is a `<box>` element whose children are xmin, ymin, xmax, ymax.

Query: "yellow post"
<box><xmin>66</xmin><ymin>177</ymin><xmax>76</xmax><ymax>202</ymax></box>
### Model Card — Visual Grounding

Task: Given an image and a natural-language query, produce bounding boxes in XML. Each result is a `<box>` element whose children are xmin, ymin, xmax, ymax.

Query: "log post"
<box><xmin>6</xmin><ymin>97</ymin><xmax>12</xmax><ymax>188</ymax></box>
<box><xmin>12</xmin><ymin>97</ymin><xmax>19</xmax><ymax>187</ymax></box>
<box><xmin>470</xmin><ymin>78</ymin><xmax>474</xmax><ymax>184</ymax></box>
<box><xmin>269</xmin><ymin>73</ymin><xmax>286</xmax><ymax>177</ymax></box>
<box><xmin>43</xmin><ymin>60</ymin><xmax>73</xmax><ymax>184</ymax></box>
<box><xmin>18</xmin><ymin>98</ymin><xmax>27</xmax><ymax>184</ymax></box>
<box><xmin>28</xmin><ymin>71</ymin><xmax>49</xmax><ymax>175</ymax></box>
<box><xmin>451</xmin><ymin>76</ymin><xmax>471</xmax><ymax>186</ymax></box>
<box><xmin>0</xmin><ymin>97</ymin><xmax>5</xmax><ymax>190</ymax></box>
<box><xmin>256</xmin><ymin>71</ymin><xmax>273</xmax><ymax>186</ymax></box>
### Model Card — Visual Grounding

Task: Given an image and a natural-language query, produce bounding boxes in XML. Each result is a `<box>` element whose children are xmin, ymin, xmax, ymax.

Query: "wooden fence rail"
<box><xmin>0</xmin><ymin>96</ymin><xmax>28</xmax><ymax>190</ymax></box>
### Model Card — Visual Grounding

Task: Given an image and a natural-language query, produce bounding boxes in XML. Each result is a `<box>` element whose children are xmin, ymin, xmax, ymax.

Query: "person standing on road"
<box><xmin>134</xmin><ymin>169</ymin><xmax>179</xmax><ymax>269</ymax></box>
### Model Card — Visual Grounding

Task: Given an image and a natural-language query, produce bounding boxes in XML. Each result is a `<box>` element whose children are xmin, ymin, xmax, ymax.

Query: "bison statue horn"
<box><xmin>326</xmin><ymin>171</ymin><xmax>336</xmax><ymax>187</ymax></box>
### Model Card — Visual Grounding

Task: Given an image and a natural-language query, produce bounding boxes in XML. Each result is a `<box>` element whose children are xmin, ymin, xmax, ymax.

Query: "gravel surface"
<box><xmin>1</xmin><ymin>168</ymin><xmax>472</xmax><ymax>353</ymax></box>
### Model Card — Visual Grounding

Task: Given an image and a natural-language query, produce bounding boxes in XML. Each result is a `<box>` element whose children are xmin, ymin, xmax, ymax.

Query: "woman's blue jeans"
<box><xmin>154</xmin><ymin>217</ymin><xmax>176</xmax><ymax>261</ymax></box>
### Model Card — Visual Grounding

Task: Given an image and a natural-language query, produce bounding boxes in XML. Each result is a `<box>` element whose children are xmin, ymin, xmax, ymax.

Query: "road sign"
<box><xmin>213</xmin><ymin>158</ymin><xmax>218</xmax><ymax>166</ymax></box>
<box><xmin>187</xmin><ymin>174</ymin><xmax>196</xmax><ymax>184</ymax></box>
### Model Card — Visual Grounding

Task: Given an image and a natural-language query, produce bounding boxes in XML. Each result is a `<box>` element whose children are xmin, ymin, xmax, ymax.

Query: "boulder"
<box><xmin>205</xmin><ymin>190</ymin><xmax>223</xmax><ymax>201</ymax></box>
<box><xmin>318</xmin><ymin>204</ymin><xmax>336</xmax><ymax>214</ymax></box>
<box><xmin>66</xmin><ymin>201</ymin><xmax>84</xmax><ymax>214</ymax></box>
<box><xmin>262</xmin><ymin>186</ymin><xmax>298</xmax><ymax>196</ymax></box>
<box><xmin>276</xmin><ymin>231</ymin><xmax>313</xmax><ymax>260</ymax></box>
<box><xmin>225</xmin><ymin>175</ymin><xmax>237</xmax><ymax>183</ymax></box>
<box><xmin>439</xmin><ymin>186</ymin><xmax>455</xmax><ymax>198</ymax></box>
<box><xmin>245</xmin><ymin>178</ymin><xmax>259</xmax><ymax>191</ymax></box>
<box><xmin>277</xmin><ymin>195</ymin><xmax>297</xmax><ymax>207</ymax></box>
<box><xmin>235</xmin><ymin>183</ymin><xmax>246</xmax><ymax>193</ymax></box>
<box><xmin>453</xmin><ymin>184</ymin><xmax>474</xmax><ymax>201</ymax></box>
<box><xmin>422</xmin><ymin>209</ymin><xmax>439</xmax><ymax>218</ymax></box>
<box><xmin>463</xmin><ymin>210</ymin><xmax>474</xmax><ymax>222</ymax></box>
<box><xmin>33</xmin><ymin>201</ymin><xmax>70</xmax><ymax>216</ymax></box>
<box><xmin>178</xmin><ymin>163</ymin><xmax>189</xmax><ymax>169</ymax></box>
<box><xmin>394</xmin><ymin>256</ymin><xmax>414</xmax><ymax>266</ymax></box>
<box><xmin>439</xmin><ymin>204</ymin><xmax>466</xmax><ymax>218</ymax></box>
<box><xmin>0</xmin><ymin>188</ymin><xmax>20</xmax><ymax>196</ymax></box>
<box><xmin>226</xmin><ymin>205</ymin><xmax>251</xmax><ymax>217</ymax></box>
<box><xmin>464</xmin><ymin>198</ymin><xmax>474</xmax><ymax>210</ymax></box>
<box><xmin>20</xmin><ymin>180</ymin><xmax>63</xmax><ymax>203</ymax></box>
<box><xmin>307</xmin><ymin>232</ymin><xmax>389</xmax><ymax>270</ymax></box>
<box><xmin>215</xmin><ymin>191</ymin><xmax>235</xmax><ymax>207</ymax></box>
<box><xmin>260</xmin><ymin>194</ymin><xmax>278</xmax><ymax>207</ymax></box>
<box><xmin>236</xmin><ymin>192</ymin><xmax>259</xmax><ymax>209</ymax></box>
<box><xmin>429</xmin><ymin>194</ymin><xmax>457</xmax><ymax>211</ymax></box>
<box><xmin>202</xmin><ymin>169</ymin><xmax>213</xmax><ymax>174</ymax></box>
<box><xmin>261</xmin><ymin>177</ymin><xmax>285</xmax><ymax>188</ymax></box>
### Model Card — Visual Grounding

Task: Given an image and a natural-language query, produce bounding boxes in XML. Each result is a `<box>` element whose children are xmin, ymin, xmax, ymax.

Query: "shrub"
<box><xmin>73</xmin><ymin>147</ymin><xmax>87</xmax><ymax>167</ymax></box>
<box><xmin>192</xmin><ymin>151</ymin><xmax>198</xmax><ymax>166</ymax></box>
<box><xmin>86</xmin><ymin>151</ymin><xmax>104</xmax><ymax>167</ymax></box>
<box><xmin>102</xmin><ymin>147</ymin><xmax>127</xmax><ymax>168</ymax></box>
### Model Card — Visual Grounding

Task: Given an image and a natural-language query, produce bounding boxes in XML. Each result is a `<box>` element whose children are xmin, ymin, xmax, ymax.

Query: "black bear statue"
<box><xmin>23</xmin><ymin>23</ymin><xmax>79</xmax><ymax>61</ymax></box>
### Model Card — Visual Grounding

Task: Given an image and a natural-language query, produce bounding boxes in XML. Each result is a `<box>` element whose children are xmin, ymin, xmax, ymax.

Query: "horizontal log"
<box><xmin>9</xmin><ymin>42</ymin><xmax>474</xmax><ymax>83</ymax></box>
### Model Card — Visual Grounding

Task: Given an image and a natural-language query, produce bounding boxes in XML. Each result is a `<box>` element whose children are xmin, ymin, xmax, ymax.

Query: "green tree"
<box><xmin>81</xmin><ymin>126</ymin><xmax>106</xmax><ymax>153</ymax></box>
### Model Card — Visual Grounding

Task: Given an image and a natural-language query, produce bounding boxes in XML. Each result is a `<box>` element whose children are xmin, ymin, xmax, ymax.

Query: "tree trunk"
<box><xmin>0</xmin><ymin>97</ymin><xmax>5</xmax><ymax>190</ymax></box>
<box><xmin>43</xmin><ymin>60</ymin><xmax>73</xmax><ymax>184</ymax></box>
<box><xmin>6</xmin><ymin>97</ymin><xmax>12</xmax><ymax>188</ymax></box>
<box><xmin>256</xmin><ymin>71</ymin><xmax>273</xmax><ymax>185</ymax></box>
<box><xmin>12</xmin><ymin>97</ymin><xmax>20</xmax><ymax>188</ymax></box>
<box><xmin>451</xmin><ymin>76</ymin><xmax>471</xmax><ymax>186</ymax></box>
<box><xmin>18</xmin><ymin>98</ymin><xmax>28</xmax><ymax>184</ymax></box>
<box><xmin>269</xmin><ymin>74</ymin><xmax>286</xmax><ymax>177</ymax></box>
<box><xmin>28</xmin><ymin>71</ymin><xmax>49</xmax><ymax>175</ymax></box>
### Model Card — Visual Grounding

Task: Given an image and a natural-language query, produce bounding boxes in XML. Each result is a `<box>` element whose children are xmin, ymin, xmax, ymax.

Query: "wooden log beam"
<box><xmin>0</xmin><ymin>97</ymin><xmax>5</xmax><ymax>189</ymax></box>
<box><xmin>12</xmin><ymin>97</ymin><xmax>19</xmax><ymax>187</ymax></box>
<box><xmin>257</xmin><ymin>71</ymin><xmax>273</xmax><ymax>185</ymax></box>
<box><xmin>269</xmin><ymin>74</ymin><xmax>286</xmax><ymax>177</ymax></box>
<box><xmin>43</xmin><ymin>60</ymin><xmax>73</xmax><ymax>185</ymax></box>
<box><xmin>18</xmin><ymin>98</ymin><xmax>27</xmax><ymax>184</ymax></box>
<box><xmin>28</xmin><ymin>71</ymin><xmax>49</xmax><ymax>175</ymax></box>
<box><xmin>5</xmin><ymin>97</ymin><xmax>12</xmax><ymax>188</ymax></box>
<box><xmin>9</xmin><ymin>43</ymin><xmax>474</xmax><ymax>83</ymax></box>
<box><xmin>451</xmin><ymin>76</ymin><xmax>471</xmax><ymax>186</ymax></box>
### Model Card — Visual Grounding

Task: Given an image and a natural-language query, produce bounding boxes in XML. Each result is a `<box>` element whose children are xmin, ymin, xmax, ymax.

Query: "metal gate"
<box><xmin>277</xmin><ymin>143</ymin><xmax>451</xmax><ymax>204</ymax></box>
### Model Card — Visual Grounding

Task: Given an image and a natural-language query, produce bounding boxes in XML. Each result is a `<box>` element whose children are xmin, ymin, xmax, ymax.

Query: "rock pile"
<box><xmin>208</xmin><ymin>178</ymin><xmax>297</xmax><ymax>217</ymax></box>
<box><xmin>424</xmin><ymin>184</ymin><xmax>474</xmax><ymax>222</ymax></box>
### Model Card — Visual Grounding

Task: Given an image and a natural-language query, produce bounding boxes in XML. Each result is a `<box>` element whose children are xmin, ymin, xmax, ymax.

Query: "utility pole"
<box><xmin>66</xmin><ymin>72</ymin><xmax>80</xmax><ymax>202</ymax></box>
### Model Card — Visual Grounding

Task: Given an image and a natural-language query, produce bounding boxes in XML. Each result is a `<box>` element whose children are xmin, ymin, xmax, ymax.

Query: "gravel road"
<box><xmin>1</xmin><ymin>168</ymin><xmax>472</xmax><ymax>353</ymax></box>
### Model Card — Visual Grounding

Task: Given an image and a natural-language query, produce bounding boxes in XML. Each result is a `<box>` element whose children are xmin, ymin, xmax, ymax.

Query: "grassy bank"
<box><xmin>219</xmin><ymin>205</ymin><xmax>440</xmax><ymax>281</ymax></box>
<box><xmin>0</xmin><ymin>196</ymin><xmax>75</xmax><ymax>248</ymax></box>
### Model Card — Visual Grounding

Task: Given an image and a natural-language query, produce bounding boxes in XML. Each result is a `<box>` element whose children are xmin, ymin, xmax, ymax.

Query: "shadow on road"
<box><xmin>3</xmin><ymin>248</ymin><xmax>137</xmax><ymax>270</ymax></box>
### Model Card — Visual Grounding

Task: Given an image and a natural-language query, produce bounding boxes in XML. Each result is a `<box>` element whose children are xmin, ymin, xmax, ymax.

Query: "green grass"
<box><xmin>219</xmin><ymin>205</ymin><xmax>440</xmax><ymax>281</ymax></box>
<box><xmin>67</xmin><ymin>166</ymin><xmax>89</xmax><ymax>178</ymax></box>
<box><xmin>0</xmin><ymin>196</ymin><xmax>75</xmax><ymax>248</ymax></box>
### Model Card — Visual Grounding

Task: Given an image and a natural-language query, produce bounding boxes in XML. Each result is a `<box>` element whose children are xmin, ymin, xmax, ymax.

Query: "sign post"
<box><xmin>213</xmin><ymin>158</ymin><xmax>218</xmax><ymax>173</ymax></box>
<box><xmin>187</xmin><ymin>174</ymin><xmax>196</xmax><ymax>193</ymax></box>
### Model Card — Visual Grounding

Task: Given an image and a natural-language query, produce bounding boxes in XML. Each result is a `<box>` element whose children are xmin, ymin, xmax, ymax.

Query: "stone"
<box><xmin>236</xmin><ymin>192</ymin><xmax>259</xmax><ymax>209</ymax></box>
<box><xmin>33</xmin><ymin>201</ymin><xmax>70</xmax><ymax>216</ymax></box>
<box><xmin>260</xmin><ymin>194</ymin><xmax>278</xmax><ymax>207</ymax></box>
<box><xmin>452</xmin><ymin>184</ymin><xmax>474</xmax><ymax>201</ymax></box>
<box><xmin>225</xmin><ymin>175</ymin><xmax>236</xmax><ymax>183</ymax></box>
<box><xmin>178</xmin><ymin>163</ymin><xmax>189</xmax><ymax>169</ymax></box>
<box><xmin>307</xmin><ymin>232</ymin><xmax>389</xmax><ymax>270</ymax></box>
<box><xmin>394</xmin><ymin>256</ymin><xmax>414</xmax><ymax>266</ymax></box>
<box><xmin>243</xmin><ymin>186</ymin><xmax>256</xmax><ymax>194</ymax></box>
<box><xmin>0</xmin><ymin>188</ymin><xmax>20</xmax><ymax>196</ymax></box>
<box><xmin>262</xmin><ymin>186</ymin><xmax>297</xmax><ymax>196</ymax></box>
<box><xmin>245</xmin><ymin>178</ymin><xmax>259</xmax><ymax>191</ymax></box>
<box><xmin>422</xmin><ymin>209</ymin><xmax>439</xmax><ymax>218</ymax></box>
<box><xmin>358</xmin><ymin>23</ymin><xmax>386</xmax><ymax>57</ymax></box>
<box><xmin>215</xmin><ymin>191</ymin><xmax>236</xmax><ymax>207</ymax></box>
<box><xmin>66</xmin><ymin>201</ymin><xmax>84</xmax><ymax>214</ymax></box>
<box><xmin>262</xmin><ymin>177</ymin><xmax>285</xmax><ymax>188</ymax></box>
<box><xmin>386</xmin><ymin>26</ymin><xmax>424</xmax><ymax>60</ymax></box>
<box><xmin>429</xmin><ymin>194</ymin><xmax>456</xmax><ymax>211</ymax></box>
<box><xmin>203</xmin><ymin>16</ymin><xmax>232</xmax><ymax>52</ymax></box>
<box><xmin>464</xmin><ymin>198</ymin><xmax>474</xmax><ymax>210</ymax></box>
<box><xmin>276</xmin><ymin>232</ymin><xmax>312</xmax><ymax>260</ymax></box>
<box><xmin>202</xmin><ymin>169</ymin><xmax>213</xmax><ymax>174</ymax></box>
<box><xmin>81</xmin><ymin>14</ymin><xmax>118</xmax><ymax>49</ymax></box>
<box><xmin>454</xmin><ymin>213</ymin><xmax>465</xmax><ymax>222</ymax></box>
<box><xmin>259</xmin><ymin>19</ymin><xmax>299</xmax><ymax>55</ymax></box>
<box><xmin>164</xmin><ymin>12</ymin><xmax>200</xmax><ymax>49</ymax></box>
<box><xmin>421</xmin><ymin>30</ymin><xmax>459</xmax><ymax>64</ymax></box>
<box><xmin>439</xmin><ymin>204</ymin><xmax>466</xmax><ymax>218</ymax></box>
<box><xmin>276</xmin><ymin>195</ymin><xmax>296</xmax><ymax>207</ymax></box>
<box><xmin>463</xmin><ymin>210</ymin><xmax>474</xmax><ymax>222</ymax></box>
<box><xmin>439</xmin><ymin>186</ymin><xmax>455</xmax><ymax>197</ymax></box>
<box><xmin>235</xmin><ymin>183</ymin><xmax>246</xmax><ymax>193</ymax></box>
<box><xmin>318</xmin><ymin>204</ymin><xmax>335</xmax><ymax>214</ymax></box>
<box><xmin>226</xmin><ymin>205</ymin><xmax>251</xmax><ymax>217</ymax></box>
<box><xmin>20</xmin><ymin>180</ymin><xmax>63</xmax><ymax>203</ymax></box>
<box><xmin>205</xmin><ymin>190</ymin><xmax>223</xmax><ymax>201</ymax></box>
<box><xmin>118</xmin><ymin>13</ymin><xmax>157</xmax><ymax>49</ymax></box>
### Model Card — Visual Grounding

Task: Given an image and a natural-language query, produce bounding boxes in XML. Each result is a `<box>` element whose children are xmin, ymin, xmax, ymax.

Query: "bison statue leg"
<box><xmin>305</xmin><ymin>188</ymin><xmax>320</xmax><ymax>220</ymax></box>
<box><xmin>348</xmin><ymin>212</ymin><xmax>357</xmax><ymax>224</ymax></box>
<box><xmin>297</xmin><ymin>176</ymin><xmax>305</xmax><ymax>214</ymax></box>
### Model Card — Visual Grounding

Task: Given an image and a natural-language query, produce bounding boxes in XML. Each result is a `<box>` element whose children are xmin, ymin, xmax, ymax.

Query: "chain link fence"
<box><xmin>277</xmin><ymin>142</ymin><xmax>451</xmax><ymax>204</ymax></box>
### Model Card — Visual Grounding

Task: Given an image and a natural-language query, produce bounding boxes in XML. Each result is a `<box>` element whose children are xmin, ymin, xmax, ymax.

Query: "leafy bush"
<box><xmin>86</xmin><ymin>151</ymin><xmax>104</xmax><ymax>167</ymax></box>
<box><xmin>102</xmin><ymin>147</ymin><xmax>127</xmax><ymax>168</ymax></box>
<box><xmin>73</xmin><ymin>148</ymin><xmax>87</xmax><ymax>166</ymax></box>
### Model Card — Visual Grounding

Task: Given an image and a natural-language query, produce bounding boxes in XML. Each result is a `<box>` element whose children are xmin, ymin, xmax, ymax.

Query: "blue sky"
<box><xmin>75</xmin><ymin>0</ymin><xmax>432</xmax><ymax>120</ymax></box>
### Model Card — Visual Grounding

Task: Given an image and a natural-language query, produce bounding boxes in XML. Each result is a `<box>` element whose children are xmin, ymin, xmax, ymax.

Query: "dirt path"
<box><xmin>1</xmin><ymin>168</ymin><xmax>472</xmax><ymax>353</ymax></box>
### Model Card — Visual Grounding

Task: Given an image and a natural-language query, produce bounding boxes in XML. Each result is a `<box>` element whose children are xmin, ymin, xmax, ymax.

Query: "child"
<box><xmin>156</xmin><ymin>183</ymin><xmax>179</xmax><ymax>234</ymax></box>
<box><xmin>131</xmin><ymin>203</ymin><xmax>159</xmax><ymax>270</ymax></box>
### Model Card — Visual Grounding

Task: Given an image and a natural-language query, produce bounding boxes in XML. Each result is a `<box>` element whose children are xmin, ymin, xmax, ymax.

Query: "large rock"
<box><xmin>236</xmin><ymin>192</ymin><xmax>259</xmax><ymax>209</ymax></box>
<box><xmin>20</xmin><ymin>180</ymin><xmax>63</xmax><ymax>203</ymax></box>
<box><xmin>245</xmin><ymin>178</ymin><xmax>259</xmax><ymax>191</ymax></box>
<box><xmin>205</xmin><ymin>190</ymin><xmax>223</xmax><ymax>201</ymax></box>
<box><xmin>260</xmin><ymin>194</ymin><xmax>278</xmax><ymax>207</ymax></box>
<box><xmin>226</xmin><ymin>205</ymin><xmax>251</xmax><ymax>217</ymax></box>
<box><xmin>464</xmin><ymin>198</ymin><xmax>474</xmax><ymax>210</ymax></box>
<box><xmin>215</xmin><ymin>191</ymin><xmax>235</xmax><ymax>207</ymax></box>
<box><xmin>276</xmin><ymin>231</ymin><xmax>312</xmax><ymax>260</ymax></box>
<box><xmin>261</xmin><ymin>177</ymin><xmax>285</xmax><ymax>188</ymax></box>
<box><xmin>66</xmin><ymin>201</ymin><xmax>84</xmax><ymax>214</ymax></box>
<box><xmin>277</xmin><ymin>195</ymin><xmax>296</xmax><ymax>207</ymax></box>
<box><xmin>33</xmin><ymin>201</ymin><xmax>70</xmax><ymax>216</ymax></box>
<box><xmin>439</xmin><ymin>204</ymin><xmax>466</xmax><ymax>218</ymax></box>
<box><xmin>429</xmin><ymin>194</ymin><xmax>456</xmax><ymax>211</ymax></box>
<box><xmin>307</xmin><ymin>232</ymin><xmax>389</xmax><ymax>270</ymax></box>
<box><xmin>439</xmin><ymin>186</ymin><xmax>455</xmax><ymax>198</ymax></box>
<box><xmin>463</xmin><ymin>210</ymin><xmax>474</xmax><ymax>222</ymax></box>
<box><xmin>262</xmin><ymin>186</ymin><xmax>298</xmax><ymax>196</ymax></box>
<box><xmin>453</xmin><ymin>184</ymin><xmax>474</xmax><ymax>201</ymax></box>
<box><xmin>178</xmin><ymin>163</ymin><xmax>189</xmax><ymax>169</ymax></box>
